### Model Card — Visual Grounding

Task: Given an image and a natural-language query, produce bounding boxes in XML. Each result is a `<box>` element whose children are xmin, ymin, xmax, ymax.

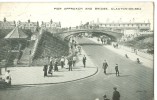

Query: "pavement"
<box><xmin>0</xmin><ymin>38</ymin><xmax>153</xmax><ymax>100</ymax></box>
<box><xmin>88</xmin><ymin>37</ymin><xmax>153</xmax><ymax>69</ymax></box>
<box><xmin>0</xmin><ymin>49</ymin><xmax>97</xmax><ymax>85</ymax></box>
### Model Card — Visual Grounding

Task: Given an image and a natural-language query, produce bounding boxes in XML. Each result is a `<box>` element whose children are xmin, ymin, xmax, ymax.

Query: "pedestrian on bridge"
<box><xmin>102</xmin><ymin>60</ymin><xmax>108</xmax><ymax>75</ymax></box>
<box><xmin>115</xmin><ymin>64</ymin><xmax>119</xmax><ymax>76</ymax></box>
<box><xmin>83</xmin><ymin>55</ymin><xmax>87</xmax><ymax>68</ymax></box>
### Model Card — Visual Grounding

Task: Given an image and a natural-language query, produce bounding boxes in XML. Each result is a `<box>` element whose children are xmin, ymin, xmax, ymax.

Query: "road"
<box><xmin>0</xmin><ymin>38</ymin><xmax>153</xmax><ymax>100</ymax></box>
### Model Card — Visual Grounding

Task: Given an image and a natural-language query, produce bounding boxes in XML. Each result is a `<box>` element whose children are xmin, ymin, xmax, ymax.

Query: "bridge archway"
<box><xmin>62</xmin><ymin>29</ymin><xmax>123</xmax><ymax>42</ymax></box>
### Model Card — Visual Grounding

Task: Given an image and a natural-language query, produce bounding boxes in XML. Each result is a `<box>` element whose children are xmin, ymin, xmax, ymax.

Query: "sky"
<box><xmin>0</xmin><ymin>2</ymin><xmax>154</xmax><ymax>29</ymax></box>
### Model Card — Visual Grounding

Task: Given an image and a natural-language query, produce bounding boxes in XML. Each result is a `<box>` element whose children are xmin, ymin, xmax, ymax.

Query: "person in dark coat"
<box><xmin>83</xmin><ymin>55</ymin><xmax>86</xmax><ymax>68</ymax></box>
<box><xmin>43</xmin><ymin>65</ymin><xmax>48</xmax><ymax>77</ymax></box>
<box><xmin>115</xmin><ymin>64</ymin><xmax>119</xmax><ymax>76</ymax></box>
<box><xmin>48</xmin><ymin>61</ymin><xmax>53</xmax><ymax>76</ymax></box>
<box><xmin>54</xmin><ymin>59</ymin><xmax>58</xmax><ymax>72</ymax></box>
<box><xmin>68</xmin><ymin>59</ymin><xmax>73</xmax><ymax>71</ymax></box>
<box><xmin>112</xmin><ymin>87</ymin><xmax>120</xmax><ymax>100</ymax></box>
<box><xmin>102</xmin><ymin>60</ymin><xmax>108</xmax><ymax>75</ymax></box>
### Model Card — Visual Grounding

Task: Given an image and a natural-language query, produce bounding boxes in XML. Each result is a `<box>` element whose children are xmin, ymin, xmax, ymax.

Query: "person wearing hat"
<box><xmin>103</xmin><ymin>94</ymin><xmax>110</xmax><ymax>100</ymax></box>
<box><xmin>68</xmin><ymin>58</ymin><xmax>73</xmax><ymax>71</ymax></box>
<box><xmin>43</xmin><ymin>65</ymin><xmax>48</xmax><ymax>77</ymax></box>
<box><xmin>82</xmin><ymin>55</ymin><xmax>86</xmax><ymax>68</ymax></box>
<box><xmin>102</xmin><ymin>60</ymin><xmax>108</xmax><ymax>75</ymax></box>
<box><xmin>112</xmin><ymin>87</ymin><xmax>120</xmax><ymax>100</ymax></box>
<box><xmin>60</xmin><ymin>56</ymin><xmax>65</xmax><ymax>68</ymax></box>
<box><xmin>115</xmin><ymin>64</ymin><xmax>119</xmax><ymax>76</ymax></box>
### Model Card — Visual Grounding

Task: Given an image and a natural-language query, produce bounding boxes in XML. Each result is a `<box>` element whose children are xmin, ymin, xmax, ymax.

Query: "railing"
<box><xmin>31</xmin><ymin>29</ymin><xmax>44</xmax><ymax>62</ymax></box>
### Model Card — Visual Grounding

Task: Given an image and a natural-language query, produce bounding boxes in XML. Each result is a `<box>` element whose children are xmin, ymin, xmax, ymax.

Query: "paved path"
<box><xmin>0</xmin><ymin>49</ymin><xmax>97</xmax><ymax>85</ymax></box>
<box><xmin>0</xmin><ymin>38</ymin><xmax>153</xmax><ymax>100</ymax></box>
<box><xmin>88</xmin><ymin>37</ymin><xmax>153</xmax><ymax>69</ymax></box>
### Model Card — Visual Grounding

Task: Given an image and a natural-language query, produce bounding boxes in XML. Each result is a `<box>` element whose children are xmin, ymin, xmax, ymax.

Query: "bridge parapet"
<box><xmin>59</xmin><ymin>29</ymin><xmax>123</xmax><ymax>41</ymax></box>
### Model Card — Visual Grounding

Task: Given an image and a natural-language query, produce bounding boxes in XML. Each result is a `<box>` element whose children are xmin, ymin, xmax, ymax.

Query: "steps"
<box><xmin>17</xmin><ymin>41</ymin><xmax>35</xmax><ymax>67</ymax></box>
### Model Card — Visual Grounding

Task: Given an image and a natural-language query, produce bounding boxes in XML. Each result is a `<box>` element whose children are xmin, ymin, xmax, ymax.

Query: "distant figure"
<box><xmin>72</xmin><ymin>56</ymin><xmax>77</xmax><ymax>67</ymax></box>
<box><xmin>43</xmin><ymin>65</ymin><xmax>48</xmax><ymax>77</ymax></box>
<box><xmin>97</xmin><ymin>38</ymin><xmax>100</xmax><ymax>43</ymax></box>
<box><xmin>102</xmin><ymin>60</ymin><xmax>108</xmax><ymax>75</ymax></box>
<box><xmin>137</xmin><ymin>58</ymin><xmax>140</xmax><ymax>63</ymax></box>
<box><xmin>125</xmin><ymin>54</ymin><xmax>128</xmax><ymax>58</ymax></box>
<box><xmin>116</xmin><ymin>43</ymin><xmax>118</xmax><ymax>48</ymax></box>
<box><xmin>78</xmin><ymin>45</ymin><xmax>81</xmax><ymax>55</ymax></box>
<box><xmin>103</xmin><ymin>95</ymin><xmax>110</xmax><ymax>100</ymax></box>
<box><xmin>5</xmin><ymin>70</ymin><xmax>11</xmax><ymax>86</ymax></box>
<box><xmin>101</xmin><ymin>38</ymin><xmax>103</xmax><ymax>44</ymax></box>
<box><xmin>64</xmin><ymin>57</ymin><xmax>69</xmax><ymax>69</ymax></box>
<box><xmin>60</xmin><ymin>56</ymin><xmax>65</xmax><ymax>68</ymax></box>
<box><xmin>115</xmin><ymin>64</ymin><xmax>119</xmax><ymax>76</ymax></box>
<box><xmin>68</xmin><ymin>59</ymin><xmax>73</xmax><ymax>71</ymax></box>
<box><xmin>83</xmin><ymin>55</ymin><xmax>87</xmax><ymax>68</ymax></box>
<box><xmin>74</xmin><ymin>41</ymin><xmax>77</xmax><ymax>48</ymax></box>
<box><xmin>112</xmin><ymin>87</ymin><xmax>120</xmax><ymax>100</ymax></box>
<box><xmin>48</xmin><ymin>61</ymin><xmax>53</xmax><ymax>76</ymax></box>
<box><xmin>54</xmin><ymin>59</ymin><xmax>58</xmax><ymax>72</ymax></box>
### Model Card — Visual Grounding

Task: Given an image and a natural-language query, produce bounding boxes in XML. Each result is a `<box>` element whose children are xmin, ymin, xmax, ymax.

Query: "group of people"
<box><xmin>0</xmin><ymin>70</ymin><xmax>11</xmax><ymax>87</ymax></box>
<box><xmin>43</xmin><ymin>54</ymin><xmax>85</xmax><ymax>77</ymax></box>
<box><xmin>102</xmin><ymin>60</ymin><xmax>120</xmax><ymax>76</ymax></box>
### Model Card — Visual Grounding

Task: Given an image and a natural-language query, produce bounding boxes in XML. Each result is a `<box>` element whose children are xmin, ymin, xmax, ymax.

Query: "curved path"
<box><xmin>0</xmin><ymin>38</ymin><xmax>153</xmax><ymax>100</ymax></box>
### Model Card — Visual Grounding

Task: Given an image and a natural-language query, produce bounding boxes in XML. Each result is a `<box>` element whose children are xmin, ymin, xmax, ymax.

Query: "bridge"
<box><xmin>58</xmin><ymin>29</ymin><xmax>123</xmax><ymax>41</ymax></box>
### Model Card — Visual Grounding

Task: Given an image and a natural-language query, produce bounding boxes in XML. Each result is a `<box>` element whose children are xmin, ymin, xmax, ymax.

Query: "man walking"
<box><xmin>102</xmin><ymin>60</ymin><xmax>108</xmax><ymax>75</ymax></box>
<box><xmin>112</xmin><ymin>87</ymin><xmax>120</xmax><ymax>100</ymax></box>
<box><xmin>83</xmin><ymin>55</ymin><xmax>86</xmax><ymax>68</ymax></box>
<box><xmin>115</xmin><ymin>64</ymin><xmax>119</xmax><ymax>76</ymax></box>
<box><xmin>68</xmin><ymin>59</ymin><xmax>73</xmax><ymax>71</ymax></box>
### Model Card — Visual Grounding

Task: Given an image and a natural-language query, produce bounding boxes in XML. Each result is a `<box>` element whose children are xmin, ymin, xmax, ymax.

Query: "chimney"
<box><xmin>50</xmin><ymin>19</ymin><xmax>53</xmax><ymax>24</ymax></box>
<box><xmin>14</xmin><ymin>20</ymin><xmax>16</xmax><ymax>26</ymax></box>
<box><xmin>28</xmin><ymin>19</ymin><xmax>30</xmax><ymax>23</ymax></box>
<box><xmin>4</xmin><ymin>17</ymin><xmax>6</xmax><ymax>22</ymax></box>
<box><xmin>37</xmin><ymin>21</ymin><xmax>39</xmax><ymax>26</ymax></box>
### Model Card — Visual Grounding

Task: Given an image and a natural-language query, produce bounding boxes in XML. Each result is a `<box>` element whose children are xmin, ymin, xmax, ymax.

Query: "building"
<box><xmin>86</xmin><ymin>19</ymin><xmax>151</xmax><ymax>36</ymax></box>
<box><xmin>18</xmin><ymin>20</ymin><xmax>39</xmax><ymax>32</ymax></box>
<box><xmin>0</xmin><ymin>18</ymin><xmax>16</xmax><ymax>29</ymax></box>
<box><xmin>41</xmin><ymin>19</ymin><xmax>61</xmax><ymax>33</ymax></box>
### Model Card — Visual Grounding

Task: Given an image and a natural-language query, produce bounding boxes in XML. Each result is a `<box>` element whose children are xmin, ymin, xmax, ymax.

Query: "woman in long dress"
<box><xmin>64</xmin><ymin>57</ymin><xmax>69</xmax><ymax>69</ymax></box>
<box><xmin>54</xmin><ymin>58</ymin><xmax>58</xmax><ymax>71</ymax></box>
<box><xmin>48</xmin><ymin>61</ymin><xmax>53</xmax><ymax>76</ymax></box>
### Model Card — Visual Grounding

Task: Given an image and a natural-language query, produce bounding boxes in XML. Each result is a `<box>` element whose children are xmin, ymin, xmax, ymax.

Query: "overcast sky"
<box><xmin>0</xmin><ymin>2</ymin><xmax>154</xmax><ymax>29</ymax></box>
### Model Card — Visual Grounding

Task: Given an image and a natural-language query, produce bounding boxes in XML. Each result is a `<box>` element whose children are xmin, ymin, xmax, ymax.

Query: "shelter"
<box><xmin>4</xmin><ymin>27</ymin><xmax>28</xmax><ymax>51</ymax></box>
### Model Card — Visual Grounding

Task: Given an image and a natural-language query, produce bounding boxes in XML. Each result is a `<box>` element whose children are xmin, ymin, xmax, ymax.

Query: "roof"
<box><xmin>4</xmin><ymin>27</ymin><xmax>28</xmax><ymax>39</ymax></box>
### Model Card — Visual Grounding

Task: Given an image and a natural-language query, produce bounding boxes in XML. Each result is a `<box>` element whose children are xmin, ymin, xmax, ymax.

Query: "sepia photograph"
<box><xmin>0</xmin><ymin>2</ymin><xmax>154</xmax><ymax>100</ymax></box>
